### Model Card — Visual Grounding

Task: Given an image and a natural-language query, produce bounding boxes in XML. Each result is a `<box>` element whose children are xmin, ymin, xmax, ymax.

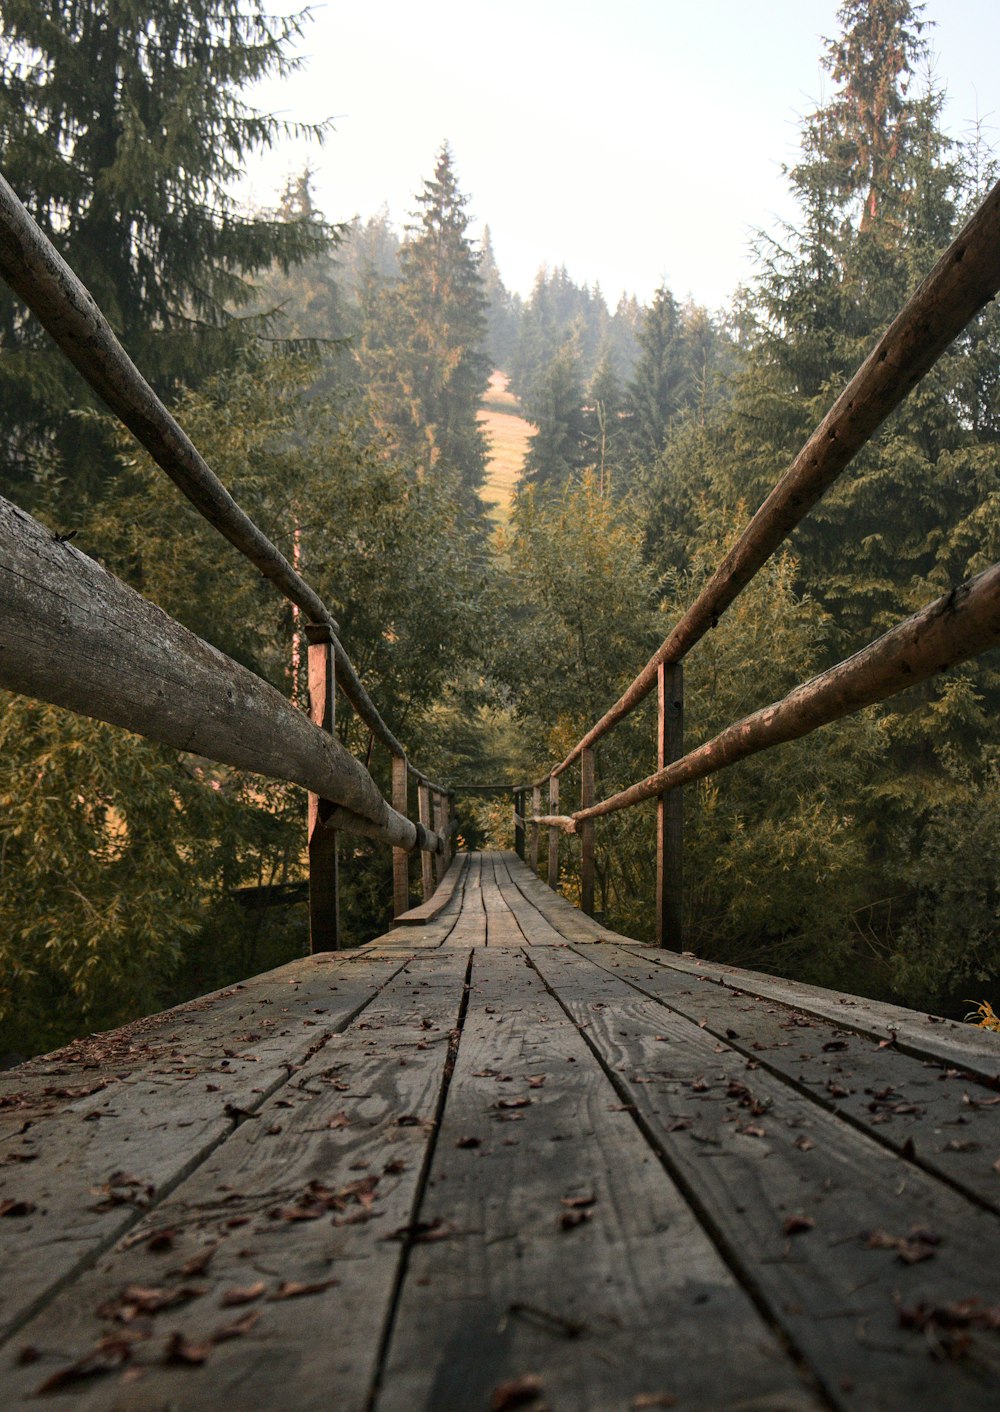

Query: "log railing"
<box><xmin>0</xmin><ymin>171</ymin><xmax>454</xmax><ymax>951</ymax></box>
<box><xmin>515</xmin><ymin>175</ymin><xmax>1000</xmax><ymax>946</ymax></box>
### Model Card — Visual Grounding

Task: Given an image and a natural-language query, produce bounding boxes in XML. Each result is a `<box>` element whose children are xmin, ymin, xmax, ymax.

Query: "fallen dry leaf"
<box><xmin>164</xmin><ymin>1331</ymin><xmax>214</xmax><ymax>1365</ymax></box>
<box><xmin>269</xmin><ymin>1278</ymin><xmax>339</xmax><ymax>1300</ymax></box>
<box><xmin>35</xmin><ymin>1334</ymin><xmax>136</xmax><ymax>1392</ymax></box>
<box><xmin>212</xmin><ymin>1309</ymin><xmax>262</xmax><ymax>1341</ymax></box>
<box><xmin>0</xmin><ymin>1199</ymin><xmax>36</xmax><ymax>1217</ymax></box>
<box><xmin>177</xmin><ymin>1244</ymin><xmax>218</xmax><ymax>1278</ymax></box>
<box><xmin>863</xmin><ymin>1226</ymin><xmax>940</xmax><ymax>1264</ymax></box>
<box><xmin>783</xmin><ymin>1215</ymin><xmax>815</xmax><ymax>1235</ymax></box>
<box><xmin>490</xmin><ymin>1373</ymin><xmax>545</xmax><ymax>1410</ymax></box>
<box><xmin>495</xmin><ymin>1096</ymin><xmax>531</xmax><ymax>1110</ymax></box>
<box><xmin>220</xmin><ymin>1281</ymin><xmax>266</xmax><ymax>1307</ymax></box>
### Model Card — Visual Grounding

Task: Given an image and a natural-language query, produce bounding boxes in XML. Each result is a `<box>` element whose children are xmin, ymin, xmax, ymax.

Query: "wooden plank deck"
<box><xmin>3</xmin><ymin>852</ymin><xmax>1000</xmax><ymax>1410</ymax></box>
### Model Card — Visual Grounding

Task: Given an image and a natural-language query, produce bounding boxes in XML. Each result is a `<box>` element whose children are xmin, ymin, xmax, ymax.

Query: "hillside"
<box><xmin>477</xmin><ymin>370</ymin><xmax>532</xmax><ymax>523</ymax></box>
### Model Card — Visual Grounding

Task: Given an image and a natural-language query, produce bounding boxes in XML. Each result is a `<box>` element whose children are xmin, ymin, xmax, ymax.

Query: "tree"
<box><xmin>521</xmin><ymin>341</ymin><xmax>589</xmax><ymax>491</ymax></box>
<box><xmin>0</xmin><ymin>0</ymin><xmax>329</xmax><ymax>511</ymax></box>
<box><xmin>624</xmin><ymin>285</ymin><xmax>688</xmax><ymax>467</ymax></box>
<box><xmin>361</xmin><ymin>145</ymin><xmax>490</xmax><ymax>492</ymax></box>
<box><xmin>480</xmin><ymin>224</ymin><xmax>520</xmax><ymax>371</ymax></box>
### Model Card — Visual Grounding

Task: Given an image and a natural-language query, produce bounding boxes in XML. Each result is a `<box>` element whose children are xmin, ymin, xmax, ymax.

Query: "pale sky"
<box><xmin>240</xmin><ymin>1</ymin><xmax>1000</xmax><ymax>313</ymax></box>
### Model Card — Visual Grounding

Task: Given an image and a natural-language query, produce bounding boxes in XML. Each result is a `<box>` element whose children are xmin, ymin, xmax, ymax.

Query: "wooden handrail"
<box><xmin>0</xmin><ymin>496</ymin><xmax>446</xmax><ymax>855</ymax></box>
<box><xmin>550</xmin><ymin>175</ymin><xmax>1000</xmax><ymax>779</ymax></box>
<box><xmin>533</xmin><ymin>561</ymin><xmax>1000</xmax><ymax>830</ymax></box>
<box><xmin>0</xmin><ymin>170</ymin><xmax>447</xmax><ymax>798</ymax></box>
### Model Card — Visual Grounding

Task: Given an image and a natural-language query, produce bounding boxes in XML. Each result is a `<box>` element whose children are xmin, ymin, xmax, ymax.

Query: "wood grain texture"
<box><xmin>394</xmin><ymin>855</ymin><xmax>469</xmax><ymax>926</ymax></box>
<box><xmin>0</xmin><ymin>954</ymin><xmax>413</xmax><ymax>1347</ymax></box>
<box><xmin>1</xmin><ymin>951</ymin><xmax>472</xmax><ymax>1409</ymax></box>
<box><xmin>378</xmin><ymin>947</ymin><xmax>818</xmax><ymax>1412</ymax></box>
<box><xmin>531</xmin><ymin>944</ymin><xmax>1000</xmax><ymax>1412</ymax></box>
<box><xmin>581</xmin><ymin>944</ymin><xmax>1000</xmax><ymax>1216</ymax></box>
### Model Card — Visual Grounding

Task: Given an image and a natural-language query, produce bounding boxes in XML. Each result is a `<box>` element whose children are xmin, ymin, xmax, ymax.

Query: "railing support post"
<box><xmin>530</xmin><ymin>783</ymin><xmax>541</xmax><ymax>875</ymax></box>
<box><xmin>305</xmin><ymin>623</ymin><xmax>339</xmax><ymax>951</ymax></box>
<box><xmin>657</xmin><ymin>661</ymin><xmax>684</xmax><ymax>949</ymax></box>
<box><xmin>514</xmin><ymin>789</ymin><xmax>525</xmax><ymax>860</ymax></box>
<box><xmin>417</xmin><ymin>781</ymin><xmax>435</xmax><ymax>900</ymax></box>
<box><xmin>433</xmin><ymin>790</ymin><xmax>449</xmax><ymax>885</ymax></box>
<box><xmin>547</xmin><ymin>772</ymin><xmax>559</xmax><ymax>890</ymax></box>
<box><xmin>392</xmin><ymin>754</ymin><xmax>410</xmax><ymax>918</ymax></box>
<box><xmin>580</xmin><ymin>747</ymin><xmax>596</xmax><ymax>917</ymax></box>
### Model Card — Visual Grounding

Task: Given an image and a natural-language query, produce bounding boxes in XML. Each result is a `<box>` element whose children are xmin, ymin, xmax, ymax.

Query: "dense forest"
<box><xmin>1</xmin><ymin>0</ymin><xmax>998</xmax><ymax>1060</ymax></box>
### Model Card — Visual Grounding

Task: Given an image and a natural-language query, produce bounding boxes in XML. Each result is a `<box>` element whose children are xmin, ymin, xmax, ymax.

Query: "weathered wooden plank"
<box><xmin>394</xmin><ymin>854</ymin><xmax>468</xmax><ymax>927</ymax></box>
<box><xmin>552</xmin><ymin>173</ymin><xmax>1000</xmax><ymax>775</ymax></box>
<box><xmin>490</xmin><ymin>854</ymin><xmax>574</xmax><ymax>946</ymax></box>
<box><xmin>636</xmin><ymin>948</ymin><xmax>1000</xmax><ymax>1084</ymax></box>
<box><xmin>531</xmin><ymin>945</ymin><xmax>1000</xmax><ymax>1411</ymax></box>
<box><xmin>0</xmin><ymin>495</ymin><xmax>421</xmax><ymax>852</ymax></box>
<box><xmin>378</xmin><ymin>947</ymin><xmax>819</xmax><ymax>1412</ymax></box>
<box><xmin>0</xmin><ymin>953</ymin><xmax>416</xmax><ymax>1347</ymax></box>
<box><xmin>1</xmin><ymin>950</ymin><xmax>472</xmax><ymax>1408</ymax></box>
<box><xmin>480</xmin><ymin>856</ymin><xmax>528</xmax><ymax>948</ymax></box>
<box><xmin>596</xmin><ymin>944</ymin><xmax>1000</xmax><ymax>1217</ymax></box>
<box><xmin>440</xmin><ymin>854</ymin><xmax>486</xmax><ymax>949</ymax></box>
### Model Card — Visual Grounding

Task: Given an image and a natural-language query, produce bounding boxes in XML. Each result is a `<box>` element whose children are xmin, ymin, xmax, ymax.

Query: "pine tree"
<box><xmin>584</xmin><ymin>350</ymin><xmax>625</xmax><ymax>496</ymax></box>
<box><xmin>521</xmin><ymin>341</ymin><xmax>589</xmax><ymax>491</ymax></box>
<box><xmin>0</xmin><ymin>0</ymin><xmax>330</xmax><ymax>511</ymax></box>
<box><xmin>480</xmin><ymin>225</ymin><xmax>519</xmax><ymax>371</ymax></box>
<box><xmin>361</xmin><ymin>146</ymin><xmax>489</xmax><ymax>492</ymax></box>
<box><xmin>624</xmin><ymin>285</ymin><xmax>688</xmax><ymax>466</ymax></box>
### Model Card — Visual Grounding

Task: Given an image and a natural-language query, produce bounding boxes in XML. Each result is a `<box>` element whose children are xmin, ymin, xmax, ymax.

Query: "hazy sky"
<box><xmin>240</xmin><ymin>1</ymin><xmax>1000</xmax><ymax>312</ymax></box>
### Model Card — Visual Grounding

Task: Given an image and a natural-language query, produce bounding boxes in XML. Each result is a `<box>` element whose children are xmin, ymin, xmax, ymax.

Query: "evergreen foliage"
<box><xmin>0</xmin><ymin>0</ymin><xmax>330</xmax><ymax>511</ymax></box>
<box><xmin>358</xmin><ymin>145</ymin><xmax>490</xmax><ymax>493</ymax></box>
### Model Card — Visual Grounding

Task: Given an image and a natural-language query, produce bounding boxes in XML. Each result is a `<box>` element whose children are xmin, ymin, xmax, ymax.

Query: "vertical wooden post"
<box><xmin>580</xmin><ymin>747</ymin><xmax>596</xmax><ymax>917</ymax></box>
<box><xmin>443</xmin><ymin>792</ymin><xmax>454</xmax><ymax>870</ymax></box>
<box><xmin>514</xmin><ymin>789</ymin><xmax>525</xmax><ymax>860</ymax></box>
<box><xmin>417</xmin><ymin>781</ymin><xmax>435</xmax><ymax>900</ymax></box>
<box><xmin>433</xmin><ymin>791</ymin><xmax>449</xmax><ymax>885</ymax></box>
<box><xmin>392</xmin><ymin>754</ymin><xmax>410</xmax><ymax>919</ymax></box>
<box><xmin>547</xmin><ymin>772</ymin><xmax>559</xmax><ymax>890</ymax></box>
<box><xmin>305</xmin><ymin>624</ymin><xmax>339</xmax><ymax>951</ymax></box>
<box><xmin>657</xmin><ymin>661</ymin><xmax>684</xmax><ymax>949</ymax></box>
<box><xmin>530</xmin><ymin>783</ymin><xmax>541</xmax><ymax>875</ymax></box>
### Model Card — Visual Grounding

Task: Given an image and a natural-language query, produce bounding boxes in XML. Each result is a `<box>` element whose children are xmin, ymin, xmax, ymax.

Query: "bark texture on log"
<box><xmin>0</xmin><ymin>172</ymin><xmax>450</xmax><ymax>798</ymax></box>
<box><xmin>576</xmin><ymin>562</ymin><xmax>1000</xmax><ymax>824</ymax></box>
<box><xmin>0</xmin><ymin>495</ymin><xmax>420</xmax><ymax>851</ymax></box>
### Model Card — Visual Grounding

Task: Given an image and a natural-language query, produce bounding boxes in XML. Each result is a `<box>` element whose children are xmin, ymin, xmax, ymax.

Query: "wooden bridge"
<box><xmin>2</xmin><ymin>166</ymin><xmax>1000</xmax><ymax>1409</ymax></box>
<box><xmin>4</xmin><ymin>850</ymin><xmax>1000</xmax><ymax>1410</ymax></box>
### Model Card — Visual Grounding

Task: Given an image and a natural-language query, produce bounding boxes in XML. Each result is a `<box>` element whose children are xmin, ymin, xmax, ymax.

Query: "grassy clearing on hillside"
<box><xmin>479</xmin><ymin>371</ymin><xmax>532</xmax><ymax>524</ymax></box>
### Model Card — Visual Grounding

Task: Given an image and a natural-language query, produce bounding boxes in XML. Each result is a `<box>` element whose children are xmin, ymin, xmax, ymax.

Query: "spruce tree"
<box><xmin>521</xmin><ymin>341</ymin><xmax>589</xmax><ymax>492</ymax></box>
<box><xmin>0</xmin><ymin>0</ymin><xmax>330</xmax><ymax>511</ymax></box>
<box><xmin>624</xmin><ymin>285</ymin><xmax>688</xmax><ymax>467</ymax></box>
<box><xmin>363</xmin><ymin>145</ymin><xmax>490</xmax><ymax>492</ymax></box>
